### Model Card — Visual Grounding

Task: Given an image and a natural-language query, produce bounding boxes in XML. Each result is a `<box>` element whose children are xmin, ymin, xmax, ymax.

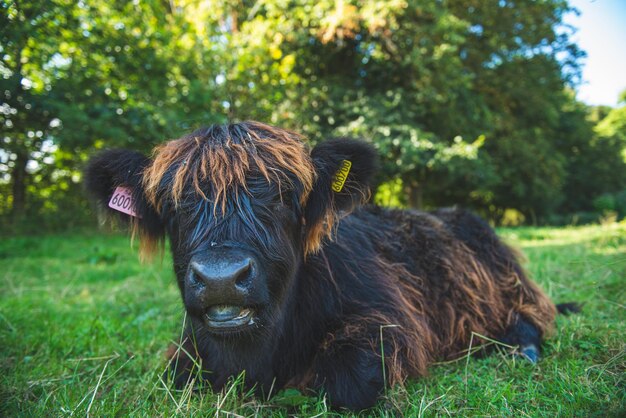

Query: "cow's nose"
<box><xmin>190</xmin><ymin>257</ymin><xmax>253</xmax><ymax>290</ymax></box>
<box><xmin>184</xmin><ymin>250</ymin><xmax>257</xmax><ymax>315</ymax></box>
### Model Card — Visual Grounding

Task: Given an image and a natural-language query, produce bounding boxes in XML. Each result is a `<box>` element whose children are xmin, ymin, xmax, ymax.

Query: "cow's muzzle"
<box><xmin>184</xmin><ymin>247</ymin><xmax>265</xmax><ymax>331</ymax></box>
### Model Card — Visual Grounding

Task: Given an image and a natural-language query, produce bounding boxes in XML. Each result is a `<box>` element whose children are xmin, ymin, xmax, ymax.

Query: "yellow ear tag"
<box><xmin>331</xmin><ymin>160</ymin><xmax>352</xmax><ymax>192</ymax></box>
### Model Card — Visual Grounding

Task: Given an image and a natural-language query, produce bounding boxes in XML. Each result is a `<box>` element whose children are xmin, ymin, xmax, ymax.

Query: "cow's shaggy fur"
<box><xmin>85</xmin><ymin>121</ymin><xmax>557</xmax><ymax>411</ymax></box>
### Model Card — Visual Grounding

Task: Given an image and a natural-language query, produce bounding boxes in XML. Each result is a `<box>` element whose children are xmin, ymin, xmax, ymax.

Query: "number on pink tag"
<box><xmin>108</xmin><ymin>186</ymin><xmax>140</xmax><ymax>217</ymax></box>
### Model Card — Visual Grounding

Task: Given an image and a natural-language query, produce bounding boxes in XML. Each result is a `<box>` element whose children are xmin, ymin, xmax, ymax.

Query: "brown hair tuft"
<box><xmin>143</xmin><ymin>121</ymin><xmax>315</xmax><ymax>214</ymax></box>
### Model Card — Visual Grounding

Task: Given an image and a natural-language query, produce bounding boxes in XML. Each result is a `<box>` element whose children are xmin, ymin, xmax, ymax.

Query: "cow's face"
<box><xmin>84</xmin><ymin>122</ymin><xmax>377</xmax><ymax>339</ymax></box>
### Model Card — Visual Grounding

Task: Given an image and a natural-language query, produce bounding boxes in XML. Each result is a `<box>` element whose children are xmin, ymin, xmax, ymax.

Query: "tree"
<box><xmin>1</xmin><ymin>0</ymin><xmax>610</xmax><ymax>228</ymax></box>
<box><xmin>547</xmin><ymin>92</ymin><xmax>624</xmax><ymax>215</ymax></box>
<box><xmin>0</xmin><ymin>0</ymin><xmax>227</xmax><ymax>225</ymax></box>
<box><xmin>220</xmin><ymin>0</ymin><xmax>582</xmax><ymax>216</ymax></box>
<box><xmin>0</xmin><ymin>0</ymin><xmax>78</xmax><ymax>218</ymax></box>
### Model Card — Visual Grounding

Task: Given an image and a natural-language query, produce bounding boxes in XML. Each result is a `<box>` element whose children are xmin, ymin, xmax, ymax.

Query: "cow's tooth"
<box><xmin>236</xmin><ymin>308</ymin><xmax>251</xmax><ymax>319</ymax></box>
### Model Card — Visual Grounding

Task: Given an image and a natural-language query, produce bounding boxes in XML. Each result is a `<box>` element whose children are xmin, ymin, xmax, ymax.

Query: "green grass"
<box><xmin>1</xmin><ymin>223</ymin><xmax>625</xmax><ymax>417</ymax></box>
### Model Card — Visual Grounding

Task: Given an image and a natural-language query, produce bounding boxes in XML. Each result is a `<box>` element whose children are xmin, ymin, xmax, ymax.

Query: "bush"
<box><xmin>614</xmin><ymin>190</ymin><xmax>626</xmax><ymax>217</ymax></box>
<box><xmin>593</xmin><ymin>190</ymin><xmax>626</xmax><ymax>219</ymax></box>
<box><xmin>593</xmin><ymin>194</ymin><xmax>616</xmax><ymax>213</ymax></box>
<box><xmin>541</xmin><ymin>211</ymin><xmax>602</xmax><ymax>226</ymax></box>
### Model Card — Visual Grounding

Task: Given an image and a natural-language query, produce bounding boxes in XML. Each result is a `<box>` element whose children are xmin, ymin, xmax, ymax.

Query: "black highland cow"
<box><xmin>85</xmin><ymin>121</ymin><xmax>560</xmax><ymax>411</ymax></box>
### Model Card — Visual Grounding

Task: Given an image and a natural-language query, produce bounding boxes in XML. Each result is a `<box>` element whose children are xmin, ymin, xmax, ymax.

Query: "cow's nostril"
<box><xmin>188</xmin><ymin>262</ymin><xmax>210</xmax><ymax>287</ymax></box>
<box><xmin>234</xmin><ymin>259</ymin><xmax>253</xmax><ymax>288</ymax></box>
<box><xmin>188</xmin><ymin>270</ymin><xmax>204</xmax><ymax>287</ymax></box>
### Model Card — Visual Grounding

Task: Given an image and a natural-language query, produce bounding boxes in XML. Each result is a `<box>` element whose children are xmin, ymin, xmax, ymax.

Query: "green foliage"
<box><xmin>554</xmin><ymin>94</ymin><xmax>626</xmax><ymax>215</ymax></box>
<box><xmin>593</xmin><ymin>190</ymin><xmax>626</xmax><ymax>219</ymax></box>
<box><xmin>593</xmin><ymin>194</ymin><xmax>617</xmax><ymax>213</ymax></box>
<box><xmin>595</xmin><ymin>89</ymin><xmax>626</xmax><ymax>166</ymax></box>
<box><xmin>374</xmin><ymin>178</ymin><xmax>406</xmax><ymax>208</ymax></box>
<box><xmin>1</xmin><ymin>0</ymin><xmax>626</xmax><ymax>228</ymax></box>
<box><xmin>1</xmin><ymin>225</ymin><xmax>624</xmax><ymax>415</ymax></box>
<box><xmin>1</xmin><ymin>0</ymin><xmax>229</xmax><ymax>227</ymax></box>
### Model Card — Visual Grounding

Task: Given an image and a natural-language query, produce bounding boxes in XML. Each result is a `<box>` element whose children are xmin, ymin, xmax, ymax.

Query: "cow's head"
<box><xmin>84</xmin><ymin>121</ymin><xmax>377</xmax><ymax>338</ymax></box>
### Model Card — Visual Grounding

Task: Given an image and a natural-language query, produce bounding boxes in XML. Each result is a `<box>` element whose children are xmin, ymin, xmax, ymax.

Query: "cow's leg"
<box><xmin>500</xmin><ymin>315</ymin><xmax>542</xmax><ymax>363</ymax></box>
<box><xmin>312</xmin><ymin>340</ymin><xmax>386</xmax><ymax>410</ymax></box>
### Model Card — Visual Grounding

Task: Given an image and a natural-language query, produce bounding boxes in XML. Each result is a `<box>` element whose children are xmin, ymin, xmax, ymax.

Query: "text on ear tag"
<box><xmin>331</xmin><ymin>160</ymin><xmax>352</xmax><ymax>193</ymax></box>
<box><xmin>108</xmin><ymin>186</ymin><xmax>140</xmax><ymax>217</ymax></box>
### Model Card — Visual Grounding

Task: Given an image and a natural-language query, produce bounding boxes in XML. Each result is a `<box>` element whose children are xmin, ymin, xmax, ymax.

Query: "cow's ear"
<box><xmin>84</xmin><ymin>149</ymin><xmax>164</xmax><ymax>260</ymax></box>
<box><xmin>304</xmin><ymin>138</ymin><xmax>378</xmax><ymax>254</ymax></box>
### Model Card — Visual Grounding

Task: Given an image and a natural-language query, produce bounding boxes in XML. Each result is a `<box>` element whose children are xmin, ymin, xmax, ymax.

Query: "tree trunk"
<box><xmin>406</xmin><ymin>183</ymin><xmax>423</xmax><ymax>209</ymax></box>
<box><xmin>11</xmin><ymin>150</ymin><xmax>28</xmax><ymax>219</ymax></box>
<box><xmin>10</xmin><ymin>7</ymin><xmax>27</xmax><ymax>220</ymax></box>
<box><xmin>529</xmin><ymin>208</ymin><xmax>537</xmax><ymax>226</ymax></box>
<box><xmin>231</xmin><ymin>9</ymin><xmax>239</xmax><ymax>33</ymax></box>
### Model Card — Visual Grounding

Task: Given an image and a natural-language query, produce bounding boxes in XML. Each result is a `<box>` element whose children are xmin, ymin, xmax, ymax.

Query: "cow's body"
<box><xmin>170</xmin><ymin>205</ymin><xmax>556</xmax><ymax>409</ymax></box>
<box><xmin>85</xmin><ymin>122</ymin><xmax>557</xmax><ymax>411</ymax></box>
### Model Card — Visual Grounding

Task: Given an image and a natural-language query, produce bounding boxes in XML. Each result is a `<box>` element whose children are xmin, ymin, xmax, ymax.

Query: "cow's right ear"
<box><xmin>84</xmin><ymin>149</ymin><xmax>164</xmax><ymax>259</ymax></box>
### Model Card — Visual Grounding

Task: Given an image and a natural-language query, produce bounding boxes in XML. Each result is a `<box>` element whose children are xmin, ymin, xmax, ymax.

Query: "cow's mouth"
<box><xmin>204</xmin><ymin>305</ymin><xmax>255</xmax><ymax>329</ymax></box>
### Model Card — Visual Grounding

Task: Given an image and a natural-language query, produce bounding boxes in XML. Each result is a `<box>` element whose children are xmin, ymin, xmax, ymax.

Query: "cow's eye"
<box><xmin>271</xmin><ymin>200</ymin><xmax>290</xmax><ymax>212</ymax></box>
<box><xmin>279</xmin><ymin>192</ymin><xmax>294</xmax><ymax>210</ymax></box>
<box><xmin>266</xmin><ymin>192</ymin><xmax>293</xmax><ymax>214</ymax></box>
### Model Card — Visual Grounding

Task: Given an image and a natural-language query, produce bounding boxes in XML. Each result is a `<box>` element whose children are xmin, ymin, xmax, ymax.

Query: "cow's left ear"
<box><xmin>303</xmin><ymin>138</ymin><xmax>379</xmax><ymax>254</ymax></box>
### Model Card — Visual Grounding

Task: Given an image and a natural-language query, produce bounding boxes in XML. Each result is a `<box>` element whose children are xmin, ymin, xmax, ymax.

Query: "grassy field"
<box><xmin>1</xmin><ymin>223</ymin><xmax>625</xmax><ymax>417</ymax></box>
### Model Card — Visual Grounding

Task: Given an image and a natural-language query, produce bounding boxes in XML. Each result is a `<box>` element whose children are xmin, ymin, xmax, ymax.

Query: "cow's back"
<box><xmin>328</xmin><ymin>206</ymin><xmax>556</xmax><ymax>360</ymax></box>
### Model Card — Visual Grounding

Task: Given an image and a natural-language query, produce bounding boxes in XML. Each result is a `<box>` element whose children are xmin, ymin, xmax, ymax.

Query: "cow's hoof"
<box><xmin>520</xmin><ymin>344</ymin><xmax>539</xmax><ymax>364</ymax></box>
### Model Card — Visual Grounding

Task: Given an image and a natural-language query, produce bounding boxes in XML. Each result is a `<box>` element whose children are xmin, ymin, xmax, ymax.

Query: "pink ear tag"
<box><xmin>108</xmin><ymin>186</ymin><xmax>140</xmax><ymax>218</ymax></box>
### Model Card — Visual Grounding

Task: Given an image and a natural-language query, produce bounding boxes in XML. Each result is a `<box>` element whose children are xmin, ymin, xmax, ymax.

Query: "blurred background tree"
<box><xmin>1</xmin><ymin>0</ymin><xmax>625</xmax><ymax>232</ymax></box>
